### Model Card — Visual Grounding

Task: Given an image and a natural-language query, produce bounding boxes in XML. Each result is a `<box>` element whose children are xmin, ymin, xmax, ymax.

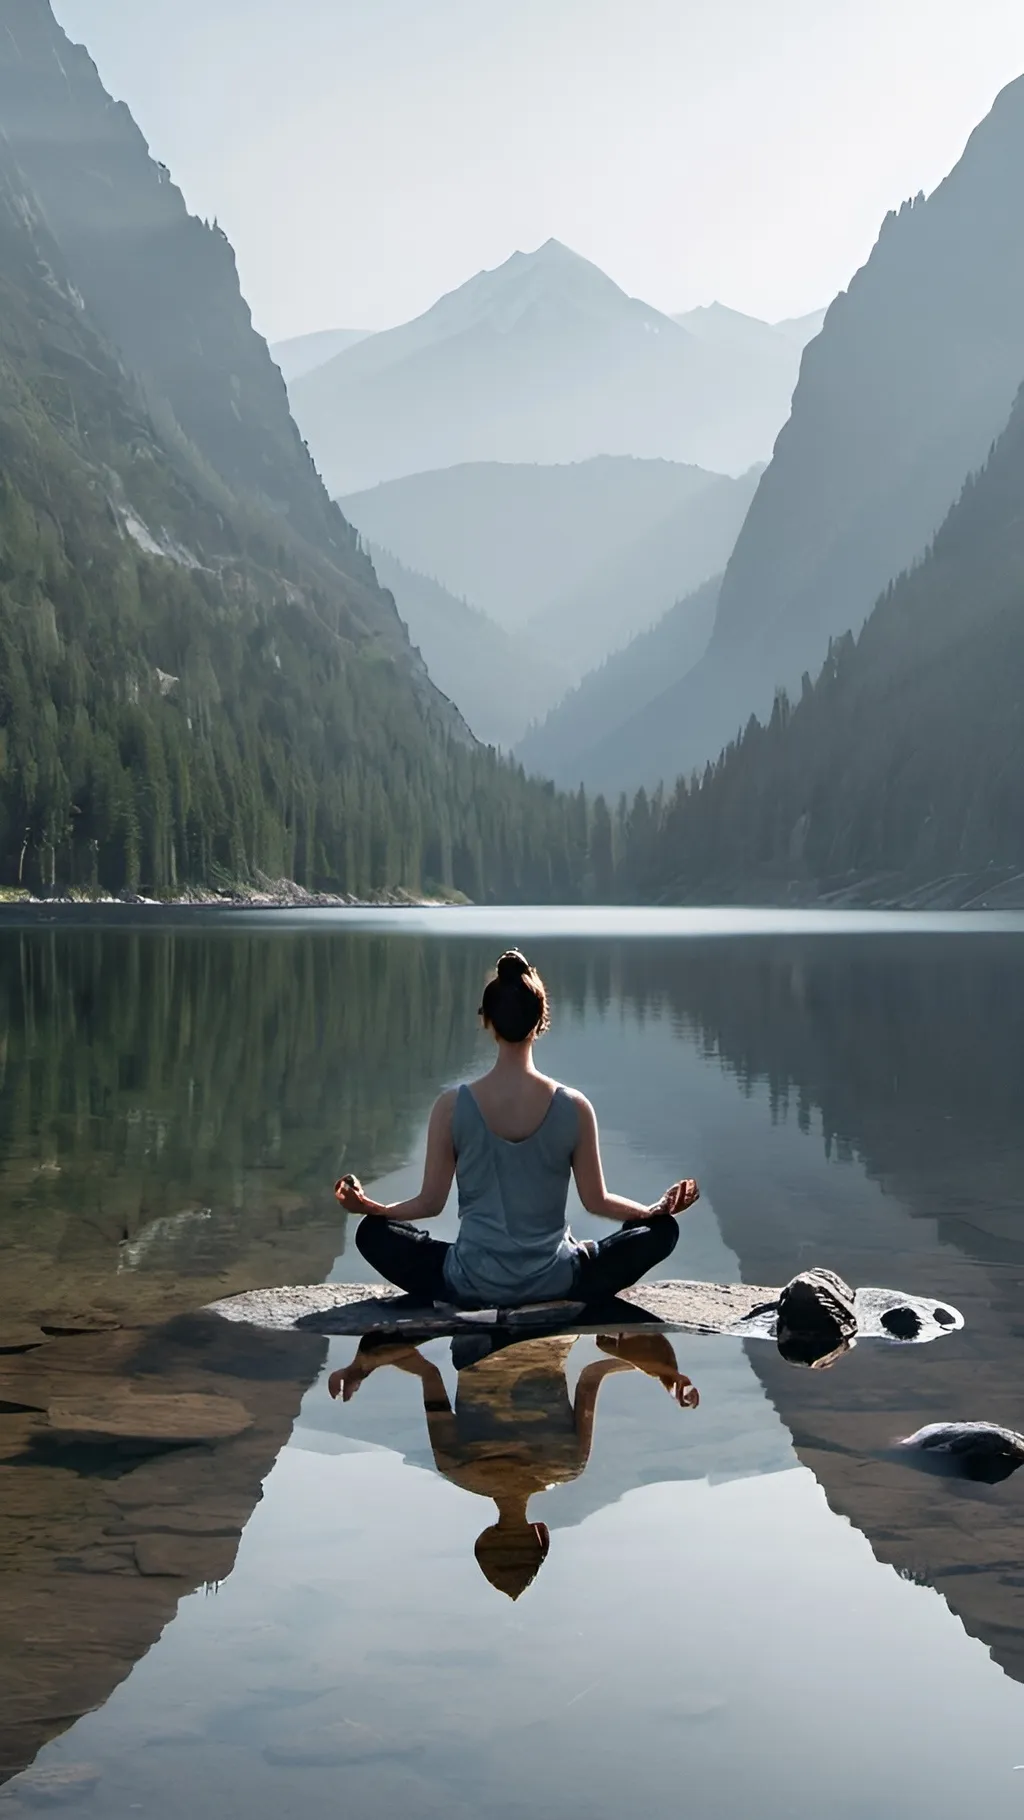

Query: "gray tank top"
<box><xmin>443</xmin><ymin>1084</ymin><xmax>582</xmax><ymax>1306</ymax></box>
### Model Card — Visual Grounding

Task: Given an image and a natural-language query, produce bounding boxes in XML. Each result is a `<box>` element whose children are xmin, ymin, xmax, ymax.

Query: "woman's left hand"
<box><xmin>653</xmin><ymin>1178</ymin><xmax>700</xmax><ymax>1216</ymax></box>
<box><xmin>334</xmin><ymin>1173</ymin><xmax>370</xmax><ymax>1213</ymax></box>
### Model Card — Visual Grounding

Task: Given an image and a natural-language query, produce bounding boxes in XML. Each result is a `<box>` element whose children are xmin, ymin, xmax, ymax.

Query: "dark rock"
<box><xmin>776</xmin><ymin>1267</ymin><xmax>857</xmax><ymax>1368</ymax></box>
<box><xmin>896</xmin><ymin>1422</ymin><xmax>1024</xmax><ymax>1485</ymax></box>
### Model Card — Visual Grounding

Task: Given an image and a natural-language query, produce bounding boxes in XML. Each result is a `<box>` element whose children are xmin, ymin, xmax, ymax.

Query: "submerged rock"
<box><xmin>896</xmin><ymin>1422</ymin><xmax>1024</xmax><ymax>1485</ymax></box>
<box><xmin>12</xmin><ymin>1763</ymin><xmax>101</xmax><ymax>1807</ymax></box>
<box><xmin>46</xmin><ymin>1391</ymin><xmax>253</xmax><ymax>1445</ymax></box>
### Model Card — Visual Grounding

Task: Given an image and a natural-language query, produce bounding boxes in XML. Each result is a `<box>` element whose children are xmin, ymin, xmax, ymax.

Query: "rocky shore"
<box><xmin>0</xmin><ymin>877</ymin><xmax>466</xmax><ymax>913</ymax></box>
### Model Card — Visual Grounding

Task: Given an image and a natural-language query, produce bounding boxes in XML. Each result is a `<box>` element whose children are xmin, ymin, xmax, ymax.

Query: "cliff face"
<box><xmin>634</xmin><ymin>377</ymin><xmax>1024</xmax><ymax>898</ymax></box>
<box><xmin>652</xmin><ymin>73</ymin><xmax>1024</xmax><ymax>784</ymax></box>
<box><xmin>0</xmin><ymin>0</ymin><xmax>364</xmax><ymax>577</ymax></box>
<box><xmin>0</xmin><ymin>7</ymin><xmax>611</xmax><ymax>898</ymax></box>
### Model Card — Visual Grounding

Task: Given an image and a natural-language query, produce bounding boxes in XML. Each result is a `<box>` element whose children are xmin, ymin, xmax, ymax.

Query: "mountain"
<box><xmin>289</xmin><ymin>241</ymin><xmax>812</xmax><ymax>493</ymax></box>
<box><xmin>270</xmin><ymin>328</ymin><xmax>373</xmax><ymax>384</ymax></box>
<box><xmin>524</xmin><ymin>465</ymin><xmax>760</xmax><ymax>673</ymax></box>
<box><xmin>341</xmin><ymin>456</ymin><xmax>752</xmax><ymax>680</ymax></box>
<box><xmin>517</xmin><ymin>578</ymin><xmax>721</xmax><ymax>790</ymax></box>
<box><xmin>366</xmin><ymin>545</ymin><xmax>568</xmax><ymax>748</ymax></box>
<box><xmin>0</xmin><ymin>1</ymin><xmax>589</xmax><ymax>903</ymax></box>
<box><xmin>620</xmin><ymin>376</ymin><xmax>1024</xmax><ymax>903</ymax></box>
<box><xmin>646</xmin><ymin>74</ymin><xmax>1024</xmax><ymax>787</ymax></box>
<box><xmin>673</xmin><ymin>301</ymin><xmax>826</xmax><ymax>356</ymax></box>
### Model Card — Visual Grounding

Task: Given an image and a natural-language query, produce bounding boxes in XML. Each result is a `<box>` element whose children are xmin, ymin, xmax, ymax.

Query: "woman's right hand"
<box><xmin>652</xmin><ymin>1179</ymin><xmax>700</xmax><ymax>1217</ymax></box>
<box><xmin>334</xmin><ymin>1173</ymin><xmax>370</xmax><ymax>1213</ymax></box>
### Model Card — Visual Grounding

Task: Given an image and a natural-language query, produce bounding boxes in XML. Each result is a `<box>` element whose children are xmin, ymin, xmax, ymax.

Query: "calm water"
<box><xmin>2</xmin><ymin>910</ymin><xmax>1024</xmax><ymax>1817</ymax></box>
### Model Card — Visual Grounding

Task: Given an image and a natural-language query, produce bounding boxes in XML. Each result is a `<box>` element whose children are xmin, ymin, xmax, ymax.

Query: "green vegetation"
<box><xmin>607</xmin><ymin>384</ymin><xmax>1024</xmax><ymax>900</ymax></box>
<box><xmin>0</xmin><ymin>28</ymin><xmax>594</xmax><ymax>903</ymax></box>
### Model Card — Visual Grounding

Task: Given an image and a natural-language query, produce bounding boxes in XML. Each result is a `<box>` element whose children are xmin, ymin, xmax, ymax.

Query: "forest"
<box><xmin>0</xmin><ymin>25</ymin><xmax>596</xmax><ymax>905</ymax></box>
<box><xmin>610</xmin><ymin>383</ymin><xmax>1024</xmax><ymax>905</ymax></box>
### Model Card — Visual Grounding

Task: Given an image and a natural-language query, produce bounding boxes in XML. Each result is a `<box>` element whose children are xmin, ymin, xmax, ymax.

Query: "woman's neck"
<box><xmin>489</xmin><ymin>1040</ymin><xmax>538</xmax><ymax>1078</ymax></box>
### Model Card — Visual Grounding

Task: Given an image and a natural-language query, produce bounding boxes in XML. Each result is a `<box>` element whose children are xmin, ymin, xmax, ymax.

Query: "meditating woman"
<box><xmin>334</xmin><ymin>949</ymin><xmax>699</xmax><ymax>1308</ymax></box>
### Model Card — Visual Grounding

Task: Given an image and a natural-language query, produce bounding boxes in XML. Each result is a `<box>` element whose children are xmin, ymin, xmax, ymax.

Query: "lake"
<box><xmin>2</xmin><ymin>908</ymin><xmax>1024</xmax><ymax>1818</ymax></box>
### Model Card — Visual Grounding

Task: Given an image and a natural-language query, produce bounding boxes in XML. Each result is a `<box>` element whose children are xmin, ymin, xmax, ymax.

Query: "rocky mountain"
<box><xmin>271</xmin><ymin>327</ymin><xmax>372</xmax><ymax>384</ymax></box>
<box><xmin>649</xmin><ymin>73</ymin><xmax>1024</xmax><ymax>787</ymax></box>
<box><xmin>0</xmin><ymin>1</ymin><xmax>588</xmax><ymax>901</ymax></box>
<box><xmin>289</xmin><ymin>241</ymin><xmax>814</xmax><ymax>493</ymax></box>
<box><xmin>366</xmin><ymin>545</ymin><xmax>568</xmax><ymax>748</ymax></box>
<box><xmin>517</xmin><ymin>578</ymin><xmax>721</xmax><ymax>790</ymax></box>
<box><xmin>342</xmin><ymin>457</ymin><xmax>753</xmax><ymax>679</ymax></box>
<box><xmin>623</xmin><ymin>374</ymin><xmax>1024</xmax><ymax>904</ymax></box>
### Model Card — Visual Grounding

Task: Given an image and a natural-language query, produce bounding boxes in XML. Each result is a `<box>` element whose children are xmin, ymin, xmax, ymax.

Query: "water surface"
<box><xmin>2</xmin><ymin>912</ymin><xmax>1024</xmax><ymax>1816</ymax></box>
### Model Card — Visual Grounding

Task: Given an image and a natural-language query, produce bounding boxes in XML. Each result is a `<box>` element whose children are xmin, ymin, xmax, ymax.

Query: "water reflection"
<box><xmin>4</xmin><ymin>917</ymin><xmax>1024</xmax><ymax>1818</ymax></box>
<box><xmin>329</xmin><ymin>1331</ymin><xmax>698</xmax><ymax>1597</ymax></box>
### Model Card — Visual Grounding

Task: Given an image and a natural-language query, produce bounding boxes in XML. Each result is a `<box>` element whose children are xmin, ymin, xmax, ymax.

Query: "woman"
<box><xmin>334</xmin><ymin>949</ymin><xmax>699</xmax><ymax>1309</ymax></box>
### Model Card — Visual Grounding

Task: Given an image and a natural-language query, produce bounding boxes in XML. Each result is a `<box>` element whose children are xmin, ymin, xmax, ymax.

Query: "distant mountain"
<box><xmin>367</xmin><ymin>546</ymin><xmax>568</xmax><ymax>748</ymax></box>
<box><xmin>290</xmin><ymin>241</ymin><xmax>813</xmax><ymax>492</ymax></box>
<box><xmin>645</xmin><ymin>74</ymin><xmax>1024</xmax><ymax>786</ymax></box>
<box><xmin>773</xmin><ymin>308</ymin><xmax>829</xmax><ymax>346</ymax></box>
<box><xmin>271</xmin><ymin>328</ymin><xmax>373</xmax><ymax>384</ymax></box>
<box><xmin>0</xmin><ymin>1</ymin><xmax>591</xmax><ymax>904</ymax></box>
<box><xmin>525</xmin><ymin>466</ymin><xmax>760</xmax><ymax>673</ymax></box>
<box><xmin>673</xmin><ymin>302</ymin><xmax>825</xmax><ymax>356</ymax></box>
<box><xmin>517</xmin><ymin>578</ymin><xmax>721</xmax><ymax>791</ymax></box>
<box><xmin>625</xmin><ymin>373</ymin><xmax>1024</xmax><ymax>903</ymax></box>
<box><xmin>342</xmin><ymin>456</ymin><xmax>750</xmax><ymax>679</ymax></box>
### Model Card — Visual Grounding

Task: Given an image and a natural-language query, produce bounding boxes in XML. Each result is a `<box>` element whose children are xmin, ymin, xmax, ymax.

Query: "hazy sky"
<box><xmin>53</xmin><ymin>0</ymin><xmax>1024</xmax><ymax>342</ymax></box>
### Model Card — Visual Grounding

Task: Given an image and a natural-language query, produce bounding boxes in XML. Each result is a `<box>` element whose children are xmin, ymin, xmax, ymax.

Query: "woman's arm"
<box><xmin>334</xmin><ymin>1090</ymin><xmax>457</xmax><ymax>1221</ymax></box>
<box><xmin>573</xmin><ymin>1357</ymin><xmax>635</xmax><ymax>1460</ymax></box>
<box><xmin>570</xmin><ymin>1094</ymin><xmax>699</xmax><ymax>1223</ymax></box>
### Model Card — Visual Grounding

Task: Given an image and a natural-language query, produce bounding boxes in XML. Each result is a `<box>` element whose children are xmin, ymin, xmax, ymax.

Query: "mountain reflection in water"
<box><xmin>329</xmin><ymin>1330</ymin><xmax>698</xmax><ymax>1598</ymax></box>
<box><xmin>4</xmin><ymin>916</ymin><xmax>1024</xmax><ymax>1820</ymax></box>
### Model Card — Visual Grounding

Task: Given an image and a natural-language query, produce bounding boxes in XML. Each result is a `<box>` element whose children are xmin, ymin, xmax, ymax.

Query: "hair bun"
<box><xmin>496</xmin><ymin>949</ymin><xmax>531</xmax><ymax>983</ymax></box>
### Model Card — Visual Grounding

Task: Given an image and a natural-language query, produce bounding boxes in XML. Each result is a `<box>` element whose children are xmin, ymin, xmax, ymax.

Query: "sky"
<box><xmin>53</xmin><ymin>0</ymin><xmax>1024</xmax><ymax>343</ymax></box>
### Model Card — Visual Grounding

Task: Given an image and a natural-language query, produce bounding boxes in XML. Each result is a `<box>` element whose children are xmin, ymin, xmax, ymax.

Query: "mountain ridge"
<box><xmin>0</xmin><ymin>1</ymin><xmax>592</xmax><ymax>903</ymax></box>
<box><xmin>292</xmin><ymin>243</ymin><xmax>818</xmax><ymax>491</ymax></box>
<box><xmin>644</xmin><ymin>72</ymin><xmax>1024</xmax><ymax>789</ymax></box>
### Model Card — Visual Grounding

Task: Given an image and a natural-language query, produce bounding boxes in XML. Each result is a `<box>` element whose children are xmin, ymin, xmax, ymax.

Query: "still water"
<box><xmin>2</xmin><ymin>910</ymin><xmax>1024</xmax><ymax>1817</ymax></box>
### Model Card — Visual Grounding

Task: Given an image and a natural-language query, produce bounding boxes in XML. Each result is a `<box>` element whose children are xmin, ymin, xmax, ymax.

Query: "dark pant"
<box><xmin>355</xmin><ymin>1215</ymin><xmax>680</xmax><ymax>1307</ymax></box>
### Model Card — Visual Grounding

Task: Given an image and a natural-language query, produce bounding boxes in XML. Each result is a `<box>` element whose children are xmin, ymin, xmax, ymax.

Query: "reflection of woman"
<box><xmin>335</xmin><ymin>951</ymin><xmax>699</xmax><ymax>1309</ymax></box>
<box><xmin>329</xmin><ymin>1332</ymin><xmax>699</xmax><ymax>1598</ymax></box>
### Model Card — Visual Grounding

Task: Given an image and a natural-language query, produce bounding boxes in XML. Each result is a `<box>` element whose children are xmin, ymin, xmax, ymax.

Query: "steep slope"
<box><xmin>0</xmin><ymin>1</ymin><xmax>377</xmax><ymax>576</ymax></box>
<box><xmin>631</xmin><ymin>379</ymin><xmax>1024</xmax><ymax>902</ymax></box>
<box><xmin>291</xmin><ymin>242</ymin><xmax>805</xmax><ymax>492</ymax></box>
<box><xmin>0</xmin><ymin>4</ymin><xmax>589</xmax><ymax>902</ymax></box>
<box><xmin>517</xmin><ymin>578</ymin><xmax>721</xmax><ymax>790</ymax></box>
<box><xmin>527</xmin><ymin>466</ymin><xmax>759</xmax><ymax>673</ymax></box>
<box><xmin>366</xmin><ymin>545</ymin><xmax>568</xmax><ymax>748</ymax></box>
<box><xmin>271</xmin><ymin>328</ymin><xmax>372</xmax><ymax>384</ymax></box>
<box><xmin>653</xmin><ymin>74</ymin><xmax>1024</xmax><ymax>784</ymax></box>
<box><xmin>343</xmin><ymin>457</ymin><xmax>720</xmax><ymax>631</ymax></box>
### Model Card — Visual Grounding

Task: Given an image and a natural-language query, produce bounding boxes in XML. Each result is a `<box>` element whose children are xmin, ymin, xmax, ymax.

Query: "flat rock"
<box><xmin>11</xmin><ymin>1763</ymin><xmax>101</xmax><ymax>1807</ymax></box>
<box><xmin>0</xmin><ymin>1327</ymin><xmax>47</xmax><ymax>1354</ymax></box>
<box><xmin>46</xmin><ymin>1392</ymin><xmax>253</xmax><ymax>1445</ymax></box>
<box><xmin>38</xmin><ymin>1313</ymin><xmax>121</xmax><ymax>1337</ymax></box>
<box><xmin>207</xmin><ymin>1278</ymin><xmax>963</xmax><ymax>1347</ymax></box>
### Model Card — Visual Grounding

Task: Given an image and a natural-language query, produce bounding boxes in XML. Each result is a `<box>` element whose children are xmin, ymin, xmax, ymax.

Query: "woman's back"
<box><xmin>443</xmin><ymin>1082</ymin><xmax>581</xmax><ymax>1306</ymax></box>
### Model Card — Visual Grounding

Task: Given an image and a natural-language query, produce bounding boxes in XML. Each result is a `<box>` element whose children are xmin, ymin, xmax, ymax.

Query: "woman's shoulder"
<box><xmin>558</xmin><ymin>1084</ymin><xmax>594</xmax><ymax>1118</ymax></box>
<box><xmin>430</xmin><ymin>1086</ymin><xmax>461</xmax><ymax>1127</ymax></box>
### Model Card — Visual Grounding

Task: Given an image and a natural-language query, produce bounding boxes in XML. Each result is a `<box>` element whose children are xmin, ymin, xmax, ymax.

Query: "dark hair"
<box><xmin>479</xmin><ymin>950</ymin><xmax>549</xmax><ymax>1044</ymax></box>
<box><xmin>474</xmin><ymin>1519</ymin><xmax>551</xmax><ymax>1599</ymax></box>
